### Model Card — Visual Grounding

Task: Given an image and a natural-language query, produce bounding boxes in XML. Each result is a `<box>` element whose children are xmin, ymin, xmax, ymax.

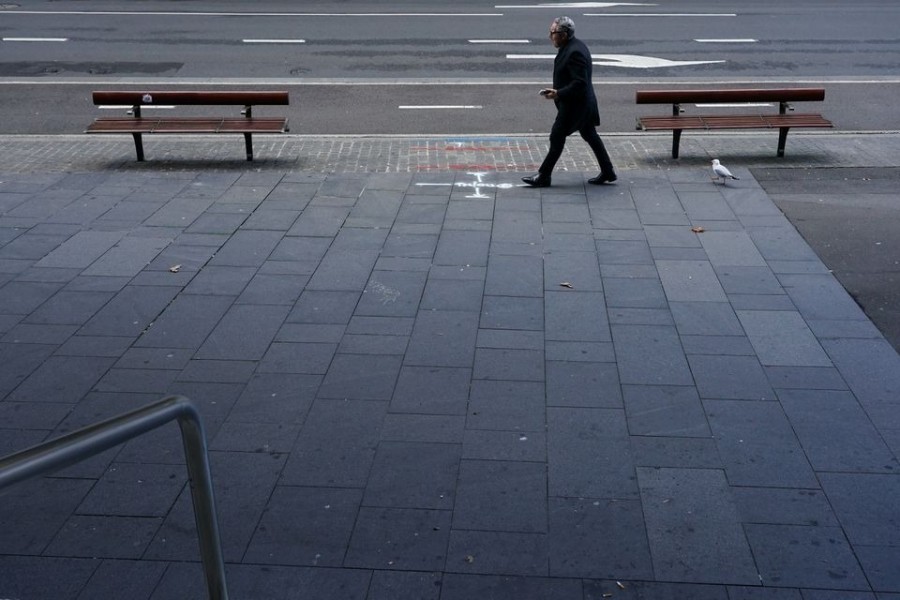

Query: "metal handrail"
<box><xmin>0</xmin><ymin>395</ymin><xmax>228</xmax><ymax>600</ymax></box>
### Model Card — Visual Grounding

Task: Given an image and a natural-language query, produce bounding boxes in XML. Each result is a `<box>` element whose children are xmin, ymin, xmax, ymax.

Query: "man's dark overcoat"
<box><xmin>552</xmin><ymin>36</ymin><xmax>600</xmax><ymax>134</ymax></box>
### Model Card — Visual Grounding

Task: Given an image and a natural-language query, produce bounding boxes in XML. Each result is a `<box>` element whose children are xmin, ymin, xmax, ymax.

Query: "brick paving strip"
<box><xmin>1</xmin><ymin>131</ymin><xmax>900</xmax><ymax>598</ymax></box>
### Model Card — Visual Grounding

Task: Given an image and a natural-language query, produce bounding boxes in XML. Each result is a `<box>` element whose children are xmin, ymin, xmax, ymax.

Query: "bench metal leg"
<box><xmin>132</xmin><ymin>133</ymin><xmax>145</xmax><ymax>161</ymax></box>
<box><xmin>672</xmin><ymin>130</ymin><xmax>682</xmax><ymax>159</ymax></box>
<box><xmin>777</xmin><ymin>127</ymin><xmax>790</xmax><ymax>157</ymax></box>
<box><xmin>244</xmin><ymin>133</ymin><xmax>253</xmax><ymax>161</ymax></box>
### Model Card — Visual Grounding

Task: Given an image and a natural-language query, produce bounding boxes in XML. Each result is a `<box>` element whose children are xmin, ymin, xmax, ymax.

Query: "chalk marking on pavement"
<box><xmin>416</xmin><ymin>172</ymin><xmax>514</xmax><ymax>199</ymax></box>
<box><xmin>695</xmin><ymin>39</ymin><xmax>757</xmax><ymax>43</ymax></box>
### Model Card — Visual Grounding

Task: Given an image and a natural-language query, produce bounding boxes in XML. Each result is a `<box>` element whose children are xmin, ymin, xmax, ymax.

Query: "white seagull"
<box><xmin>711</xmin><ymin>159</ymin><xmax>740</xmax><ymax>184</ymax></box>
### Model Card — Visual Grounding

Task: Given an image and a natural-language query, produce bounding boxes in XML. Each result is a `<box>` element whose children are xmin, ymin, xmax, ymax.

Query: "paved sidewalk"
<box><xmin>1</xmin><ymin>133</ymin><xmax>900</xmax><ymax>599</ymax></box>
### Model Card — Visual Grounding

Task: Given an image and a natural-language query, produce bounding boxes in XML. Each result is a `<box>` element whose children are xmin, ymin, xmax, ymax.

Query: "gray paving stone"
<box><xmin>689</xmin><ymin>354</ymin><xmax>775</xmax><ymax>400</ymax></box>
<box><xmin>595</xmin><ymin>239</ymin><xmax>654</xmax><ymax>265</ymax></box>
<box><xmin>433</xmin><ymin>229</ymin><xmax>491</xmax><ymax>267</ymax></box>
<box><xmin>286</xmin><ymin>205</ymin><xmax>349</xmax><ymax>237</ymax></box>
<box><xmin>604</xmin><ymin>277</ymin><xmax>668</xmax><ymax>309</ymax></box>
<box><xmin>7</xmin><ymin>355</ymin><xmax>115</xmax><ymax>404</ymax></box>
<box><xmin>705</xmin><ymin>399</ymin><xmax>818</xmax><ymax>488</ymax></box>
<box><xmin>623</xmin><ymin>384</ymin><xmax>710</xmax><ymax>437</ymax></box>
<box><xmin>194</xmin><ymin>304</ymin><xmax>288</xmax><ymax>360</ymax></box>
<box><xmin>462</xmin><ymin>429</ymin><xmax>546</xmax><ymax>462</ymax></box>
<box><xmin>631</xmin><ymin>435</ymin><xmax>722</xmax><ymax>469</ymax></box>
<box><xmin>367</xmin><ymin>571</ymin><xmax>442</xmax><ymax>600</ymax></box>
<box><xmin>405</xmin><ymin>310</ymin><xmax>479</xmax><ymax>368</ymax></box>
<box><xmin>147</xmin><ymin>451</ymin><xmax>284</xmax><ymax>562</ymax></box>
<box><xmin>440</xmin><ymin>574</ymin><xmax>582</xmax><ymax>600</ymax></box>
<box><xmin>764</xmin><ymin>366</ymin><xmax>849</xmax><ymax>390</ymax></box>
<box><xmin>453</xmin><ymin>460</ymin><xmax>547</xmax><ymax>533</ymax></box>
<box><xmin>778</xmin><ymin>390</ymin><xmax>898</xmax><ymax>473</ymax></box>
<box><xmin>613</xmin><ymin>324</ymin><xmax>694</xmax><ymax>386</ymax></box>
<box><xmin>657</xmin><ymin>260</ymin><xmax>728</xmax><ymax>302</ymax></box>
<box><xmin>549</xmin><ymin>497</ymin><xmax>653</xmax><ymax>579</ymax></box>
<box><xmin>547</xmin><ymin>361</ymin><xmax>622</xmax><ymax>408</ymax></box>
<box><xmin>76</xmin><ymin>559</ymin><xmax>168</xmax><ymax>600</ymax></box>
<box><xmin>854</xmin><ymin>545</ymin><xmax>900</xmax><ymax>593</ymax></box>
<box><xmin>280</xmin><ymin>399</ymin><xmax>387</xmax><ymax>488</ymax></box>
<box><xmin>390</xmin><ymin>365</ymin><xmax>471</xmax><ymax>415</ymax></box>
<box><xmin>715</xmin><ymin>265</ymin><xmax>785</xmax><ymax>295</ymax></box>
<box><xmin>0</xmin><ymin>556</ymin><xmax>97</xmax><ymax>600</ymax></box>
<box><xmin>779</xmin><ymin>273</ymin><xmax>868</xmax><ymax>321</ymax></box>
<box><xmin>78</xmin><ymin>284</ymin><xmax>180</xmax><ymax>338</ymax></box>
<box><xmin>584</xmin><ymin>579</ymin><xmax>730</xmax><ymax>599</ymax></box>
<box><xmin>318</xmin><ymin>353</ymin><xmax>403</xmax><ymax>400</ymax></box>
<box><xmin>227</xmin><ymin>372</ymin><xmax>320</xmax><ymax>424</ymax></box>
<box><xmin>344</xmin><ymin>506</ymin><xmax>451</xmax><ymax>571</ymax></box>
<box><xmin>0</xmin><ymin>477</ymin><xmax>94</xmax><ymax>554</ymax></box>
<box><xmin>700</xmin><ymin>231</ymin><xmax>767</xmax><ymax>267</ymax></box>
<box><xmin>134</xmin><ymin>294</ymin><xmax>234</xmax><ymax>349</ymax></box>
<box><xmin>638</xmin><ymin>467</ymin><xmax>759</xmax><ymax>585</ymax></box>
<box><xmin>547</xmin><ymin>407</ymin><xmax>637</xmax><ymax>499</ymax></box>
<box><xmin>669</xmin><ymin>301</ymin><xmax>743</xmax><ymax>336</ymax></box>
<box><xmin>737</xmin><ymin>310</ymin><xmax>832</xmax><ymax>367</ymax></box>
<box><xmin>448</xmin><ymin>530</ymin><xmax>548</xmax><ymax>576</ymax></box>
<box><xmin>46</xmin><ymin>514</ymin><xmax>162</xmax><ymax>559</ymax></box>
<box><xmin>287</xmin><ymin>290</ymin><xmax>361</xmax><ymax>324</ymax></box>
<box><xmin>382</xmin><ymin>414</ymin><xmax>466</xmax><ymax>444</ymax></box>
<box><xmin>545</xmin><ymin>290</ymin><xmax>611</xmax><ymax>342</ymax></box>
<box><xmin>467</xmin><ymin>380</ymin><xmax>545</xmax><ymax>431</ymax></box>
<box><xmin>732</xmin><ymin>487</ymin><xmax>839</xmax><ymax>527</ymax></box>
<box><xmin>244</xmin><ymin>486</ymin><xmax>363</xmax><ymax>567</ymax></box>
<box><xmin>745</xmin><ymin>523</ymin><xmax>869</xmax><ymax>590</ymax></box>
<box><xmin>363</xmin><ymin>441</ymin><xmax>460</xmax><ymax>510</ymax></box>
<box><xmin>821</xmin><ymin>338</ymin><xmax>900</xmax><ymax>404</ymax></box>
<box><xmin>819</xmin><ymin>473</ymin><xmax>900</xmax><ymax>546</ymax></box>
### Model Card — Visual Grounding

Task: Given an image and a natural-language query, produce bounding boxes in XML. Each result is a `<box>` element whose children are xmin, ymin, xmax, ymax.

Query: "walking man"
<box><xmin>523</xmin><ymin>16</ymin><xmax>617</xmax><ymax>188</ymax></box>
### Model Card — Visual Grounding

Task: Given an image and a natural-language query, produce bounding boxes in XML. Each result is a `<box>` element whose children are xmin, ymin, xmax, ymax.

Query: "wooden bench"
<box><xmin>86</xmin><ymin>90</ymin><xmax>290</xmax><ymax>161</ymax></box>
<box><xmin>635</xmin><ymin>88</ymin><xmax>833</xmax><ymax>158</ymax></box>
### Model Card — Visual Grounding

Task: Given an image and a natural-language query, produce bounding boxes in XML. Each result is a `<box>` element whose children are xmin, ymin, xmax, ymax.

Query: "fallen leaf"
<box><xmin>169</xmin><ymin>264</ymin><xmax>182</xmax><ymax>273</ymax></box>
<box><xmin>560</xmin><ymin>282</ymin><xmax>574</xmax><ymax>289</ymax></box>
<box><xmin>691</xmin><ymin>226</ymin><xmax>705</xmax><ymax>234</ymax></box>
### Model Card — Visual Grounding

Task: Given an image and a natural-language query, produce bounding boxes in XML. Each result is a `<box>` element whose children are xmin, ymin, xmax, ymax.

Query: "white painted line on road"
<box><xmin>584</xmin><ymin>13</ymin><xmax>736</xmax><ymax>17</ymax></box>
<box><xmin>496</xmin><ymin>2</ymin><xmax>656</xmax><ymax>7</ymax></box>
<box><xmin>2</xmin><ymin>10</ymin><xmax>503</xmax><ymax>17</ymax></box>
<box><xmin>399</xmin><ymin>105</ymin><xmax>484</xmax><ymax>109</ymax></box>
<box><xmin>2</xmin><ymin>37</ymin><xmax>68</xmax><ymax>42</ymax></box>
<box><xmin>469</xmin><ymin>39</ymin><xmax>531</xmax><ymax>44</ymax></box>
<box><xmin>243</xmin><ymin>39</ymin><xmax>306</xmax><ymax>44</ymax></box>
<box><xmin>695</xmin><ymin>39</ymin><xmax>757</xmax><ymax>43</ymax></box>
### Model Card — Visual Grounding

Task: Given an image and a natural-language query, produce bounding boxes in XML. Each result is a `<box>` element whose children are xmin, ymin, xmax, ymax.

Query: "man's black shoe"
<box><xmin>588</xmin><ymin>173</ymin><xmax>618</xmax><ymax>185</ymax></box>
<box><xmin>522</xmin><ymin>173</ymin><xmax>552</xmax><ymax>188</ymax></box>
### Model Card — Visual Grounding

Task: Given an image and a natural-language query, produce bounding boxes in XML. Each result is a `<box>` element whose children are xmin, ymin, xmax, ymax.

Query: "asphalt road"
<box><xmin>1</xmin><ymin>0</ymin><xmax>899</xmax><ymax>134</ymax></box>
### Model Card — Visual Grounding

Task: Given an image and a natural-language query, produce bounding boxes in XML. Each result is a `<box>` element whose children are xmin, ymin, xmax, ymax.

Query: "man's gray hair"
<box><xmin>554</xmin><ymin>16</ymin><xmax>575</xmax><ymax>37</ymax></box>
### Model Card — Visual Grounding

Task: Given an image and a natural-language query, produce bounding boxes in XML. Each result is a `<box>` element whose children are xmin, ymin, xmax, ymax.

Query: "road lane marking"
<box><xmin>399</xmin><ymin>105</ymin><xmax>483</xmax><ymax>109</ymax></box>
<box><xmin>242</xmin><ymin>39</ymin><xmax>306</xmax><ymax>44</ymax></box>
<box><xmin>584</xmin><ymin>13</ymin><xmax>736</xmax><ymax>17</ymax></box>
<box><xmin>695</xmin><ymin>39</ymin><xmax>757</xmax><ymax>43</ymax></box>
<box><xmin>469</xmin><ymin>39</ymin><xmax>531</xmax><ymax>44</ymax></box>
<box><xmin>496</xmin><ymin>2</ymin><xmax>656</xmax><ymax>7</ymax></box>
<box><xmin>2</xmin><ymin>37</ymin><xmax>68</xmax><ymax>42</ymax></box>
<box><xmin>1</xmin><ymin>10</ymin><xmax>503</xmax><ymax>17</ymax></box>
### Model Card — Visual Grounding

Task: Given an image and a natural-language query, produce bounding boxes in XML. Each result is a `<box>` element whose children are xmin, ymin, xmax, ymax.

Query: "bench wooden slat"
<box><xmin>87</xmin><ymin>117</ymin><xmax>289</xmax><ymax>134</ymax></box>
<box><xmin>635</xmin><ymin>88</ymin><xmax>826</xmax><ymax>104</ymax></box>
<box><xmin>637</xmin><ymin>114</ymin><xmax>833</xmax><ymax>131</ymax></box>
<box><xmin>634</xmin><ymin>87</ymin><xmax>832</xmax><ymax>158</ymax></box>
<box><xmin>86</xmin><ymin>90</ymin><xmax>290</xmax><ymax>161</ymax></box>
<box><xmin>92</xmin><ymin>90</ymin><xmax>290</xmax><ymax>106</ymax></box>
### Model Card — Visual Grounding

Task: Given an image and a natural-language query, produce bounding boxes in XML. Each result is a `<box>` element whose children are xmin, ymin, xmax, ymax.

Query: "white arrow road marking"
<box><xmin>507</xmin><ymin>53</ymin><xmax>725</xmax><ymax>68</ymax></box>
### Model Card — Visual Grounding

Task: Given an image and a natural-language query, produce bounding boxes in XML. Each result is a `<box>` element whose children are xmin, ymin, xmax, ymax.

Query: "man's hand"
<box><xmin>540</xmin><ymin>88</ymin><xmax>558</xmax><ymax>100</ymax></box>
